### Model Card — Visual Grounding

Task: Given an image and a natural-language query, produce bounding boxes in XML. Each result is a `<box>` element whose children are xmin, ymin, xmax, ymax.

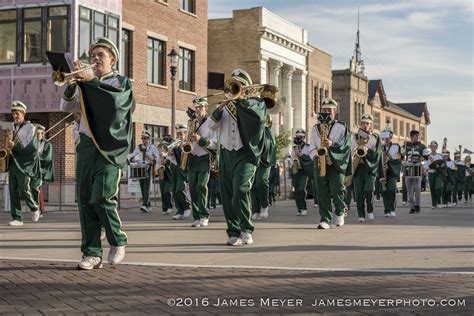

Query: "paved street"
<box><xmin>0</xmin><ymin>192</ymin><xmax>473</xmax><ymax>314</ymax></box>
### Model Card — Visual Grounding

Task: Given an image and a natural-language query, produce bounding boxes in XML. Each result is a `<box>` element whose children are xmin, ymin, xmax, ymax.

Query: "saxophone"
<box><xmin>344</xmin><ymin>133</ymin><xmax>369</xmax><ymax>187</ymax></box>
<box><xmin>179</xmin><ymin>118</ymin><xmax>197</xmax><ymax>171</ymax></box>
<box><xmin>0</xmin><ymin>129</ymin><xmax>11</xmax><ymax>173</ymax></box>
<box><xmin>291</xmin><ymin>144</ymin><xmax>299</xmax><ymax>175</ymax></box>
<box><xmin>380</xmin><ymin>148</ymin><xmax>389</xmax><ymax>192</ymax></box>
<box><xmin>316</xmin><ymin>122</ymin><xmax>329</xmax><ymax>177</ymax></box>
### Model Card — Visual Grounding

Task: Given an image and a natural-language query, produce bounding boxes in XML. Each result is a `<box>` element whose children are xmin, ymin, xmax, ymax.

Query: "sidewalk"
<box><xmin>0</xmin><ymin>192</ymin><xmax>473</xmax><ymax>314</ymax></box>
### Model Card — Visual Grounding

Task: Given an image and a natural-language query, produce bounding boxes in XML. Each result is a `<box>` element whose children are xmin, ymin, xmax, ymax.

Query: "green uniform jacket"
<box><xmin>300</xmin><ymin>153</ymin><xmax>315</xmax><ymax>179</ymax></box>
<box><xmin>77</xmin><ymin>75</ymin><xmax>134</xmax><ymax>168</ymax></box>
<box><xmin>315</xmin><ymin>121</ymin><xmax>352</xmax><ymax>176</ymax></box>
<box><xmin>235</xmin><ymin>98</ymin><xmax>267</xmax><ymax>166</ymax></box>
<box><xmin>358</xmin><ymin>133</ymin><xmax>382</xmax><ymax>177</ymax></box>
<box><xmin>10</xmin><ymin>130</ymin><xmax>41</xmax><ymax>179</ymax></box>
<box><xmin>40</xmin><ymin>141</ymin><xmax>54</xmax><ymax>182</ymax></box>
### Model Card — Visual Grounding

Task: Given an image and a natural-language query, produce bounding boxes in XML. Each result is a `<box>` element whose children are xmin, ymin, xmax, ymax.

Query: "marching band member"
<box><xmin>268</xmin><ymin>162</ymin><xmax>280</xmax><ymax>205</ymax></box>
<box><xmin>170</xmin><ymin>124</ymin><xmax>191</xmax><ymax>220</ymax></box>
<box><xmin>35</xmin><ymin>124</ymin><xmax>54</xmax><ymax>215</ymax></box>
<box><xmin>251</xmin><ymin>114</ymin><xmax>276</xmax><ymax>220</ymax></box>
<box><xmin>7</xmin><ymin>101</ymin><xmax>42</xmax><ymax>226</ymax></box>
<box><xmin>158</xmin><ymin>135</ymin><xmax>174</xmax><ymax>214</ymax></box>
<box><xmin>380</xmin><ymin>128</ymin><xmax>403</xmax><ymax>217</ymax></box>
<box><xmin>351</xmin><ymin>114</ymin><xmax>382</xmax><ymax>222</ymax></box>
<box><xmin>290</xmin><ymin>129</ymin><xmax>313</xmax><ymax>216</ymax></box>
<box><xmin>60</xmin><ymin>37</ymin><xmax>134</xmax><ymax>269</ymax></box>
<box><xmin>425</xmin><ymin>140</ymin><xmax>444</xmax><ymax>209</ymax></box>
<box><xmin>464</xmin><ymin>155</ymin><xmax>473</xmax><ymax>203</ymax></box>
<box><xmin>207</xmin><ymin>69</ymin><xmax>267</xmax><ymax>246</ymax></box>
<box><xmin>405</xmin><ymin>130</ymin><xmax>427</xmax><ymax>213</ymax></box>
<box><xmin>441</xmin><ymin>151</ymin><xmax>456</xmax><ymax>207</ymax></box>
<box><xmin>128</xmin><ymin>130</ymin><xmax>160</xmax><ymax>213</ymax></box>
<box><xmin>187</xmin><ymin>96</ymin><xmax>217</xmax><ymax>228</ymax></box>
<box><xmin>453</xmin><ymin>151</ymin><xmax>466</xmax><ymax>205</ymax></box>
<box><xmin>309</xmin><ymin>98</ymin><xmax>352</xmax><ymax>229</ymax></box>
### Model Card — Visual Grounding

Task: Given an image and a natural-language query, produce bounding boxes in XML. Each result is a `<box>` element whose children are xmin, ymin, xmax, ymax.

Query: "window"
<box><xmin>23</xmin><ymin>8</ymin><xmax>42</xmax><ymax>63</ymax></box>
<box><xmin>412</xmin><ymin>124</ymin><xmax>416</xmax><ymax>133</ymax></box>
<box><xmin>373</xmin><ymin>111</ymin><xmax>381</xmax><ymax>130</ymax></box>
<box><xmin>180</xmin><ymin>0</ymin><xmax>195</xmax><ymax>14</ymax></box>
<box><xmin>400</xmin><ymin>120</ymin><xmax>404</xmax><ymax>137</ymax></box>
<box><xmin>144</xmin><ymin>124</ymin><xmax>168</xmax><ymax>144</ymax></box>
<box><xmin>78</xmin><ymin>6</ymin><xmax>119</xmax><ymax>61</ymax></box>
<box><xmin>393</xmin><ymin>118</ymin><xmax>398</xmax><ymax>135</ymax></box>
<box><xmin>0</xmin><ymin>10</ymin><xmax>17</xmax><ymax>64</ymax></box>
<box><xmin>313</xmin><ymin>86</ymin><xmax>318</xmax><ymax>114</ymax></box>
<box><xmin>79</xmin><ymin>7</ymin><xmax>91</xmax><ymax>61</ymax></box>
<box><xmin>354</xmin><ymin>101</ymin><xmax>358</xmax><ymax>124</ymax></box>
<box><xmin>319</xmin><ymin>87</ymin><xmax>324</xmax><ymax>108</ymax></box>
<box><xmin>420</xmin><ymin>127</ymin><xmax>426</xmax><ymax>142</ymax></box>
<box><xmin>148</xmin><ymin>38</ymin><xmax>165</xmax><ymax>85</ymax></box>
<box><xmin>121</xmin><ymin>29</ymin><xmax>132</xmax><ymax>78</ymax></box>
<box><xmin>47</xmin><ymin>6</ymin><xmax>68</xmax><ymax>53</ymax></box>
<box><xmin>179</xmin><ymin>47</ymin><xmax>194</xmax><ymax>91</ymax></box>
<box><xmin>406</xmin><ymin>122</ymin><xmax>410</xmax><ymax>137</ymax></box>
<box><xmin>386</xmin><ymin>116</ymin><xmax>391</xmax><ymax>131</ymax></box>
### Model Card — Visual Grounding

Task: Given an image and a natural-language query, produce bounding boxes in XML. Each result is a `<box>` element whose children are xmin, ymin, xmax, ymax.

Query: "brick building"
<box><xmin>208</xmin><ymin>7</ymin><xmax>313</xmax><ymax>137</ymax></box>
<box><xmin>0</xmin><ymin>0</ymin><xmax>208</xmax><ymax>204</ymax></box>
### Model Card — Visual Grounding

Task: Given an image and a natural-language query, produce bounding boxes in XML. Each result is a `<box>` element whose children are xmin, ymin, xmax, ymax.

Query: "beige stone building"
<box><xmin>208</xmin><ymin>7</ymin><xmax>313</xmax><ymax>136</ymax></box>
<box><xmin>306</xmin><ymin>44</ymin><xmax>332</xmax><ymax>132</ymax></box>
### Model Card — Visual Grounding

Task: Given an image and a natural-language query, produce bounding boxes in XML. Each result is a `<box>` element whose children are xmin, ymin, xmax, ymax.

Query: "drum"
<box><xmin>130</xmin><ymin>163</ymin><xmax>148</xmax><ymax>179</ymax></box>
<box><xmin>429</xmin><ymin>157</ymin><xmax>444</xmax><ymax>169</ymax></box>
<box><xmin>403</xmin><ymin>163</ymin><xmax>422</xmax><ymax>178</ymax></box>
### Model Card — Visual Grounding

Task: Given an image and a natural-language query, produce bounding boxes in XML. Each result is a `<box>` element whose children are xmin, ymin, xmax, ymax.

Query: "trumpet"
<box><xmin>52</xmin><ymin>63</ymin><xmax>97</xmax><ymax>86</ymax></box>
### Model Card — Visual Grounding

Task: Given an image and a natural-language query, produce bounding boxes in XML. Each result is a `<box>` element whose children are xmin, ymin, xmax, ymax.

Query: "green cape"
<box><xmin>10</xmin><ymin>132</ymin><xmax>41</xmax><ymax>179</ymax></box>
<box><xmin>260</xmin><ymin>127</ymin><xmax>276</xmax><ymax>168</ymax></box>
<box><xmin>235</xmin><ymin>98</ymin><xmax>267</xmax><ymax>166</ymax></box>
<box><xmin>40</xmin><ymin>141</ymin><xmax>54</xmax><ymax>182</ymax></box>
<box><xmin>78</xmin><ymin>75</ymin><xmax>134</xmax><ymax>168</ymax></box>
<box><xmin>358</xmin><ymin>133</ymin><xmax>382</xmax><ymax>177</ymax></box>
<box><xmin>315</xmin><ymin>122</ymin><xmax>352</xmax><ymax>176</ymax></box>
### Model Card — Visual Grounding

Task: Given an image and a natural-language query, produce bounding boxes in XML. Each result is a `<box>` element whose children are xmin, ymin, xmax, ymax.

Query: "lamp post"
<box><xmin>168</xmin><ymin>47</ymin><xmax>178</xmax><ymax>135</ymax></box>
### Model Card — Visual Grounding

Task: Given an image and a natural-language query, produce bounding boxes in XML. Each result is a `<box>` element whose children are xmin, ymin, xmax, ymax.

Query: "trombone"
<box><xmin>43</xmin><ymin>112</ymin><xmax>76</xmax><ymax>141</ymax></box>
<box><xmin>52</xmin><ymin>63</ymin><xmax>97</xmax><ymax>86</ymax></box>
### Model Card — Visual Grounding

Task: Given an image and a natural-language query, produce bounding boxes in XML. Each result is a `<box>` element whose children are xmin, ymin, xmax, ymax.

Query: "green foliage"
<box><xmin>275</xmin><ymin>131</ymin><xmax>291</xmax><ymax>160</ymax></box>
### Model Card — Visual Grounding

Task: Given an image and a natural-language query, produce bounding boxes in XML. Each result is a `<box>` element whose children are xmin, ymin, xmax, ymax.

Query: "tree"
<box><xmin>275</xmin><ymin>131</ymin><xmax>291</xmax><ymax>160</ymax></box>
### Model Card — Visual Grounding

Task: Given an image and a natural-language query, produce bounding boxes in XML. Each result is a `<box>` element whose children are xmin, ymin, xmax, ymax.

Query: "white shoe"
<box><xmin>390</xmin><ymin>211</ymin><xmax>396</xmax><ymax>217</ymax></box>
<box><xmin>147</xmin><ymin>207</ymin><xmax>152</xmax><ymax>212</ymax></box>
<box><xmin>402</xmin><ymin>201</ymin><xmax>407</xmax><ymax>205</ymax></box>
<box><xmin>384</xmin><ymin>213</ymin><xmax>390</xmax><ymax>217</ymax></box>
<box><xmin>314</xmin><ymin>204</ymin><xmax>319</xmax><ymax>207</ymax></box>
<box><xmin>191</xmin><ymin>219</ymin><xmax>201</xmax><ymax>227</ymax></box>
<box><xmin>172</xmin><ymin>214</ymin><xmax>183</xmax><ymax>220</ymax></box>
<box><xmin>227</xmin><ymin>237</ymin><xmax>243</xmax><ymax>246</ymax></box>
<box><xmin>259</xmin><ymin>207</ymin><xmax>269</xmax><ymax>219</ymax></box>
<box><xmin>183</xmin><ymin>209</ymin><xmax>191</xmax><ymax>218</ymax></box>
<box><xmin>335</xmin><ymin>215</ymin><xmax>345</xmax><ymax>227</ymax></box>
<box><xmin>200</xmin><ymin>218</ymin><xmax>209</xmax><ymax>227</ymax></box>
<box><xmin>437</xmin><ymin>204</ymin><xmax>443</xmax><ymax>209</ymax></box>
<box><xmin>300</xmin><ymin>210</ymin><xmax>307</xmax><ymax>216</ymax></box>
<box><xmin>8</xmin><ymin>220</ymin><xmax>23</xmax><ymax>226</ymax></box>
<box><xmin>108</xmin><ymin>246</ymin><xmax>125</xmax><ymax>265</ymax></box>
<box><xmin>296</xmin><ymin>212</ymin><xmax>302</xmax><ymax>216</ymax></box>
<box><xmin>431</xmin><ymin>206</ymin><xmax>436</xmax><ymax>209</ymax></box>
<box><xmin>140</xmin><ymin>206</ymin><xmax>149</xmax><ymax>213</ymax></box>
<box><xmin>251</xmin><ymin>213</ymin><xmax>259</xmax><ymax>220</ymax></box>
<box><xmin>77</xmin><ymin>256</ymin><xmax>103</xmax><ymax>270</ymax></box>
<box><xmin>453</xmin><ymin>202</ymin><xmax>457</xmax><ymax>206</ymax></box>
<box><xmin>32</xmin><ymin>210</ymin><xmax>40</xmax><ymax>222</ymax></box>
<box><xmin>358</xmin><ymin>217</ymin><xmax>365</xmax><ymax>222</ymax></box>
<box><xmin>100</xmin><ymin>230</ymin><xmax>106</xmax><ymax>241</ymax></box>
<box><xmin>241</xmin><ymin>232</ymin><xmax>254</xmax><ymax>244</ymax></box>
<box><xmin>317</xmin><ymin>222</ymin><xmax>330</xmax><ymax>229</ymax></box>
<box><xmin>367</xmin><ymin>213</ymin><xmax>374</xmax><ymax>220</ymax></box>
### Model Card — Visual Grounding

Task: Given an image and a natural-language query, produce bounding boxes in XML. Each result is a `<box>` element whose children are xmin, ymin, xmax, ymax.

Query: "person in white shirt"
<box><xmin>290</xmin><ymin>129</ymin><xmax>311</xmax><ymax>216</ymax></box>
<box><xmin>128</xmin><ymin>130</ymin><xmax>160</xmax><ymax>213</ymax></box>
<box><xmin>7</xmin><ymin>101</ymin><xmax>41</xmax><ymax>226</ymax></box>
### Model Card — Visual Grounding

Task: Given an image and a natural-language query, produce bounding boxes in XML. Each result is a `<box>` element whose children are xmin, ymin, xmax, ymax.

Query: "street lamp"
<box><xmin>168</xmin><ymin>47</ymin><xmax>178</xmax><ymax>135</ymax></box>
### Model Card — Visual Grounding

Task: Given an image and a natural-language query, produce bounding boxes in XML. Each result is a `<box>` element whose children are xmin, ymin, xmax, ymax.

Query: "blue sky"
<box><xmin>208</xmin><ymin>0</ymin><xmax>473</xmax><ymax>151</ymax></box>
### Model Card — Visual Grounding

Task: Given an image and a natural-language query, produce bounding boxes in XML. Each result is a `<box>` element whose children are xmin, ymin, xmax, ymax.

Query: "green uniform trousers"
<box><xmin>170</xmin><ymin>163</ymin><xmax>190</xmax><ymax>214</ymax></box>
<box><xmin>208</xmin><ymin>178</ymin><xmax>219</xmax><ymax>208</ymax></box>
<box><xmin>442</xmin><ymin>179</ymin><xmax>453</xmax><ymax>205</ymax></box>
<box><xmin>312</xmin><ymin>178</ymin><xmax>319</xmax><ymax>205</ymax></box>
<box><xmin>464</xmin><ymin>176</ymin><xmax>472</xmax><ymax>201</ymax></box>
<box><xmin>159</xmin><ymin>179</ymin><xmax>173</xmax><ymax>212</ymax></box>
<box><xmin>189</xmin><ymin>154</ymin><xmax>211</xmax><ymax>220</ymax></box>
<box><xmin>76</xmin><ymin>135</ymin><xmax>127</xmax><ymax>257</ymax></box>
<box><xmin>315</xmin><ymin>165</ymin><xmax>346</xmax><ymax>224</ymax></box>
<box><xmin>402</xmin><ymin>175</ymin><xmax>407</xmax><ymax>203</ymax></box>
<box><xmin>344</xmin><ymin>184</ymin><xmax>353</xmax><ymax>210</ymax></box>
<box><xmin>30</xmin><ymin>177</ymin><xmax>43</xmax><ymax>212</ymax></box>
<box><xmin>294</xmin><ymin>170</ymin><xmax>308</xmax><ymax>212</ymax></box>
<box><xmin>139</xmin><ymin>169</ymin><xmax>151</xmax><ymax>208</ymax></box>
<box><xmin>381</xmin><ymin>176</ymin><xmax>397</xmax><ymax>214</ymax></box>
<box><xmin>251</xmin><ymin>165</ymin><xmax>271</xmax><ymax>214</ymax></box>
<box><xmin>428</xmin><ymin>172</ymin><xmax>443</xmax><ymax>207</ymax></box>
<box><xmin>219</xmin><ymin>148</ymin><xmax>256</xmax><ymax>237</ymax></box>
<box><xmin>354</xmin><ymin>166</ymin><xmax>377</xmax><ymax>218</ymax></box>
<box><xmin>9</xmin><ymin>162</ymin><xmax>39</xmax><ymax>221</ymax></box>
<box><xmin>454</xmin><ymin>178</ymin><xmax>465</xmax><ymax>202</ymax></box>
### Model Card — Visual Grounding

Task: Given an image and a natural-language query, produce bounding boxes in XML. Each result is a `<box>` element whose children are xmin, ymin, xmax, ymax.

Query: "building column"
<box><xmin>292</xmin><ymin>69</ymin><xmax>307</xmax><ymax>132</ymax></box>
<box><xmin>267</xmin><ymin>59</ymin><xmax>283</xmax><ymax>136</ymax></box>
<box><xmin>282</xmin><ymin>65</ymin><xmax>295</xmax><ymax>135</ymax></box>
<box><xmin>260</xmin><ymin>55</ymin><xmax>269</xmax><ymax>84</ymax></box>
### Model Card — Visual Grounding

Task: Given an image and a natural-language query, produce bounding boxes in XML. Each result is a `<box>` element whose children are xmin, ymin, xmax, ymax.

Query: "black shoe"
<box><xmin>409</xmin><ymin>209</ymin><xmax>416</xmax><ymax>214</ymax></box>
<box><xmin>415</xmin><ymin>205</ymin><xmax>420</xmax><ymax>213</ymax></box>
